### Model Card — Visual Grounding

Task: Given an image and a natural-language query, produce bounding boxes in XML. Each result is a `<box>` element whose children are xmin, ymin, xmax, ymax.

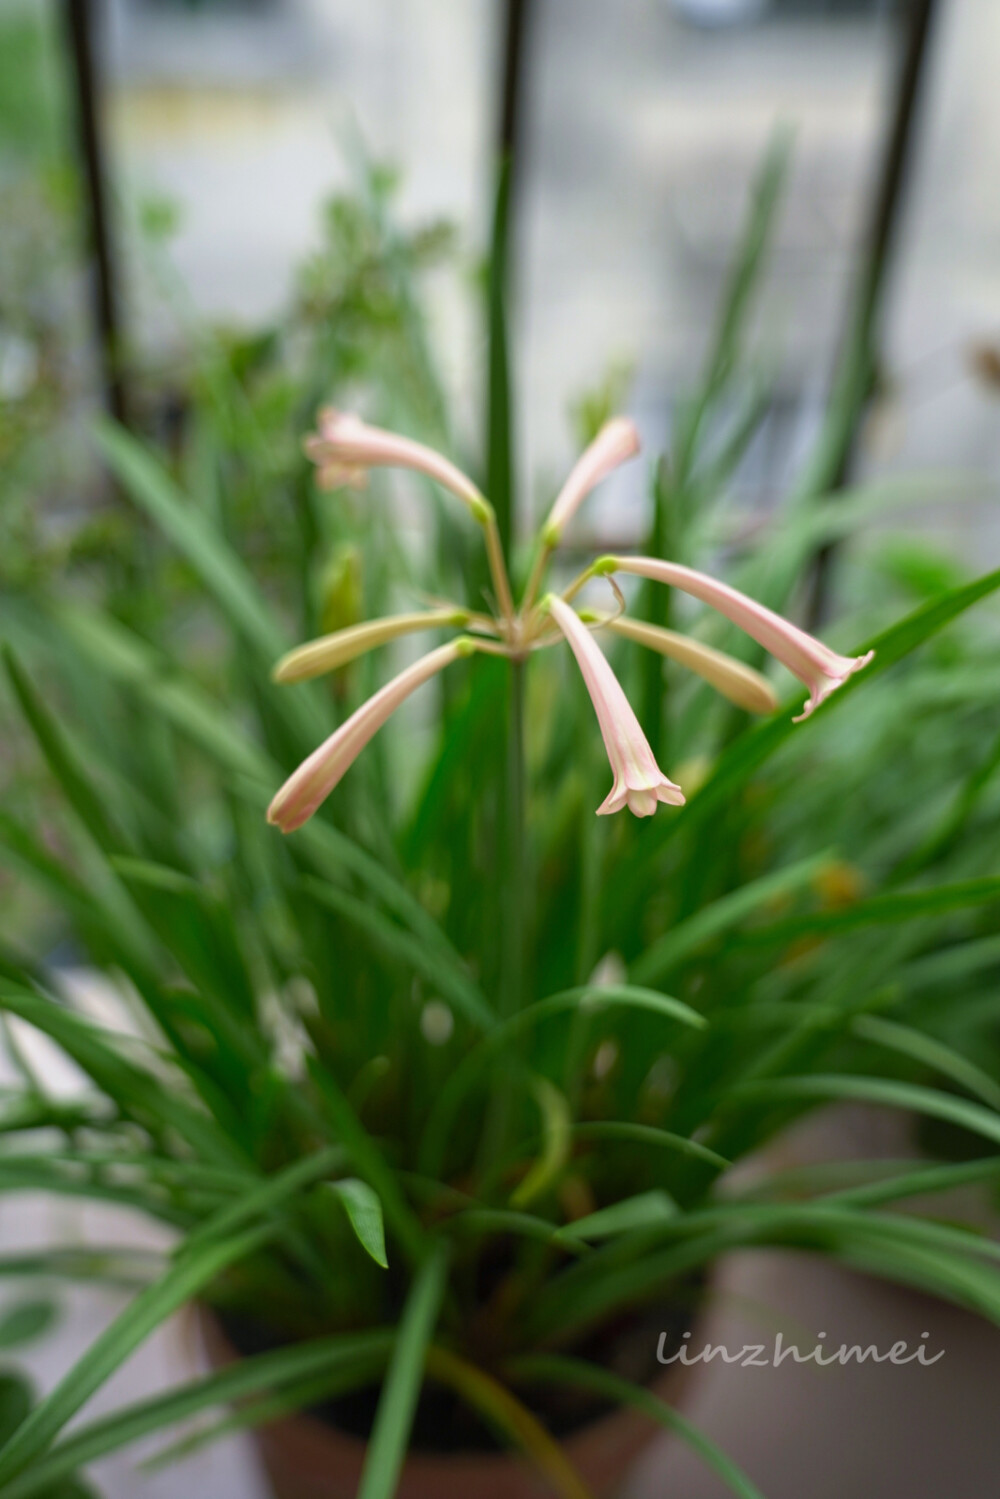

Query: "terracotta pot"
<box><xmin>199</xmin><ymin>1310</ymin><xmax>696</xmax><ymax>1499</ymax></box>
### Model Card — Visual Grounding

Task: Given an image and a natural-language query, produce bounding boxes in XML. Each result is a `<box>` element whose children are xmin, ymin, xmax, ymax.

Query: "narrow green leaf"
<box><xmin>141</xmin><ymin>1357</ymin><xmax>387</xmax><ymax>1472</ymax></box>
<box><xmin>3</xmin><ymin>647</ymin><xmax>126</xmax><ymax>861</ymax></box>
<box><xmin>20</xmin><ymin>598</ymin><xmax>476</xmax><ymax>975</ymax></box>
<box><xmin>180</xmin><ymin>1146</ymin><xmax>345</xmax><ymax>1257</ymax></box>
<box><xmin>824</xmin><ymin>1156</ymin><xmax>1000</xmax><ymax>1209</ymax></box>
<box><xmin>572</xmin><ymin>1121</ymin><xmax>729</xmax><ymax>1171</ymax></box>
<box><xmin>486</xmin><ymin>161</ymin><xmax>513</xmax><ymax>561</ymax></box>
<box><xmin>739</xmin><ymin>877</ymin><xmax>1000</xmax><ymax>948</ymax></box>
<box><xmin>511</xmin><ymin>1355</ymin><xmax>765</xmax><ymax>1499</ymax></box>
<box><xmin>420</xmin><ymin>985</ymin><xmax>703</xmax><ymax>1177</ymax></box>
<box><xmin>559</xmin><ymin>1190</ymin><xmax>677</xmax><ymax>1243</ymax></box>
<box><xmin>357</xmin><ymin>1243</ymin><xmax>449</xmax><ymax>1499</ymax></box>
<box><xmin>0</xmin><ymin>1380</ymin><xmax>32</xmax><ymax>1454</ymax></box>
<box><xmin>850</xmin><ymin>1014</ymin><xmax>1000</xmax><ymax>1113</ymax></box>
<box><xmin>0</xmin><ymin>1332</ymin><xmax>393</xmax><ymax>1499</ymax></box>
<box><xmin>676</xmin><ymin>124</ymin><xmax>791</xmax><ymax>481</ymax></box>
<box><xmin>94</xmin><ymin>421</ymin><xmax>288</xmax><ymax>661</ymax></box>
<box><xmin>732</xmin><ymin>1074</ymin><xmax>1000</xmax><ymax>1149</ymax></box>
<box><xmin>112</xmin><ymin>857</ymin><xmax>258</xmax><ymax>1018</ymax></box>
<box><xmin>0</xmin><ymin>1248</ymin><xmax>161</xmax><ymax>1288</ymax></box>
<box><xmin>301</xmin><ymin>877</ymin><xmax>494</xmax><ymax>1031</ymax></box>
<box><xmin>426</xmin><ymin>1347</ymin><xmax>593</xmax><ymax>1499</ymax></box>
<box><xmin>0</xmin><ymin>1225</ymin><xmax>274</xmax><ymax>1484</ymax></box>
<box><xmin>446</xmin><ymin>1209</ymin><xmax>587</xmax><ymax>1255</ymax></box>
<box><xmin>631</xmin><ymin>853</ymin><xmax>831</xmax><ymax>984</ymax></box>
<box><xmin>0</xmin><ymin>987</ymin><xmax>247</xmax><ymax>1170</ymax></box>
<box><xmin>46</xmin><ymin>600</ymin><xmax>268</xmax><ymax>780</ymax></box>
<box><xmin>509</xmin><ymin>1077</ymin><xmax>572</xmax><ymax>1210</ymax></box>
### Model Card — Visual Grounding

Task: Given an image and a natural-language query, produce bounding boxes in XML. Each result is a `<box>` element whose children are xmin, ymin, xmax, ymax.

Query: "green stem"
<box><xmin>477</xmin><ymin>659</ymin><xmax>528</xmax><ymax>1181</ymax></box>
<box><xmin>501</xmin><ymin>659</ymin><xmax>527</xmax><ymax>1020</ymax></box>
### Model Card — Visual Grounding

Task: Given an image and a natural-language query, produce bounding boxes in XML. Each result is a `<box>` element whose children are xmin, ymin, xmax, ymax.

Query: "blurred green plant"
<box><xmin>0</xmin><ymin>0</ymin><xmax>96</xmax><ymax>589</ymax></box>
<box><xmin>0</xmin><ymin>137</ymin><xmax>998</xmax><ymax>1499</ymax></box>
<box><xmin>0</xmin><ymin>1295</ymin><xmax>96</xmax><ymax>1499</ymax></box>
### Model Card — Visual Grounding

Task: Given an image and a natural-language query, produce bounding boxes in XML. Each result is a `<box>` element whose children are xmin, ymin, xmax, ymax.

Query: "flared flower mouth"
<box><xmin>547</xmin><ymin>595</ymin><xmax>684</xmax><ymax>819</ymax></box>
<box><xmin>599</xmin><ymin>775</ymin><xmax>686</xmax><ymax>819</ymax></box>
<box><xmin>792</xmin><ymin>648</ymin><xmax>875</xmax><ymax>722</ymax></box>
<box><xmin>597</xmin><ymin>557</ymin><xmax>875</xmax><ymax>724</ymax></box>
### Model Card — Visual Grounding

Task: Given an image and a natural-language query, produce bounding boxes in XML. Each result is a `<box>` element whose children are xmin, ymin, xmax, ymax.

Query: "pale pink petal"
<box><xmin>548</xmin><ymin>596</ymin><xmax>684</xmax><ymax>819</ymax></box>
<box><xmin>542</xmin><ymin>418</ymin><xmax>641</xmax><ymax>544</ymax></box>
<box><xmin>305</xmin><ymin>409</ymin><xmax>487</xmax><ymax>518</ymax></box>
<box><xmin>603</xmin><ymin>557</ymin><xmax>873</xmax><ymax>722</ymax></box>
<box><xmin>268</xmin><ymin>640</ymin><xmax>468</xmax><ymax>833</ymax></box>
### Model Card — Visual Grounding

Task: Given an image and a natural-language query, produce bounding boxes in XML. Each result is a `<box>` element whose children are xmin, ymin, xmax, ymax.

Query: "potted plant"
<box><xmin>1</xmin><ymin>157</ymin><xmax>1000</xmax><ymax>1499</ymax></box>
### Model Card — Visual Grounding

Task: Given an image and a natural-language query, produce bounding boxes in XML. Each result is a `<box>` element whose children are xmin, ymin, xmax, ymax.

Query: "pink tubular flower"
<box><xmin>541</xmin><ymin>418</ymin><xmax>641</xmax><ymax>545</ymax></box>
<box><xmin>304</xmin><ymin>409</ymin><xmax>488</xmax><ymax>519</ymax></box>
<box><xmin>547</xmin><ymin>595</ymin><xmax>684</xmax><ymax>818</ymax></box>
<box><xmin>268</xmin><ymin>639</ymin><xmax>471</xmax><ymax>833</ymax></box>
<box><xmin>601</xmin><ymin>557</ymin><xmax>874</xmax><ymax>722</ymax></box>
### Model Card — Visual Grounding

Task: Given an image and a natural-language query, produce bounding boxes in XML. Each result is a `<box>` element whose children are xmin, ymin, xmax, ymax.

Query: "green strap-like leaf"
<box><xmin>94</xmin><ymin>422</ymin><xmax>288</xmax><ymax>662</ymax></box>
<box><xmin>425</xmin><ymin>1347</ymin><xmax>593</xmax><ymax>1499</ymax></box>
<box><xmin>24</xmin><ymin>597</ymin><xmax>480</xmax><ymax>973</ymax></box>
<box><xmin>823</xmin><ymin>1156</ymin><xmax>1000</xmax><ymax>1209</ymax></box>
<box><xmin>731</xmin><ymin>1074</ymin><xmax>1000</xmax><ymax>1149</ymax></box>
<box><xmin>510</xmin><ymin>1354</ymin><xmax>765</xmax><ymax>1499</ymax></box>
<box><xmin>0</xmin><ymin>1302</ymin><xmax>58</xmax><ymax>1352</ymax></box>
<box><xmin>0</xmin><ymin>1224</ymin><xmax>275</xmax><ymax>1485</ymax></box>
<box><xmin>572</xmin><ymin>1120</ymin><xmax>729</xmax><ymax>1171</ymax></box>
<box><xmin>631</xmin><ymin>853</ymin><xmax>832</xmax><ymax>984</ymax></box>
<box><xmin>509</xmin><ymin>1077</ymin><xmax>572</xmax><ymax>1210</ymax></box>
<box><xmin>357</xmin><ymin>1243</ymin><xmax>449</xmax><ymax>1499</ymax></box>
<box><xmin>420</xmin><ymin>984</ymin><xmax>704</xmax><ymax>1178</ymax></box>
<box><xmin>559</xmin><ymin>1190</ymin><xmax>677</xmax><ymax>1243</ymax></box>
<box><xmin>301</xmin><ymin>877</ymin><xmax>494</xmax><ymax>1030</ymax></box>
<box><xmin>737</xmin><ymin>877</ymin><xmax>1000</xmax><ymax>948</ymax></box>
<box><xmin>3</xmin><ymin>647</ymin><xmax>127</xmax><ymax>862</ymax></box>
<box><xmin>0</xmin><ymin>988</ymin><xmax>246</xmax><ymax>1170</ymax></box>
<box><xmin>446</xmin><ymin>1208</ymin><xmax>587</xmax><ymax>1255</ymax></box>
<box><xmin>0</xmin><ymin>1331</ymin><xmax>394</xmax><ymax>1499</ymax></box>
<box><xmin>180</xmin><ymin>1145</ymin><xmax>345</xmax><ymax>1257</ymax></box>
<box><xmin>486</xmin><ymin>161</ymin><xmax>513</xmax><ymax>561</ymax></box>
<box><xmin>850</xmin><ymin>1014</ymin><xmax>1000</xmax><ymax>1113</ymax></box>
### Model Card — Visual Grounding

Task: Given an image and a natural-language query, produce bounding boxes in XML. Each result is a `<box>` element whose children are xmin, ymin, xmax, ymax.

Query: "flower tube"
<box><xmin>304</xmin><ymin>409</ymin><xmax>489</xmax><ymax>520</ymax></box>
<box><xmin>547</xmin><ymin>596</ymin><xmax>684</xmax><ymax>818</ymax></box>
<box><xmin>268</xmin><ymin>639</ymin><xmax>472</xmax><ymax>833</ymax></box>
<box><xmin>598</xmin><ymin>557</ymin><xmax>873</xmax><ymax>721</ymax></box>
<box><xmin>541</xmin><ymin>418</ymin><xmax>641</xmax><ymax>545</ymax></box>
<box><xmin>304</xmin><ymin>409</ymin><xmax>514</xmax><ymax>624</ymax></box>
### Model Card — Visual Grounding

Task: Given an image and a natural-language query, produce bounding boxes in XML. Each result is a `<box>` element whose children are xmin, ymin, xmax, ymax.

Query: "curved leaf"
<box><xmin>329</xmin><ymin>1178</ymin><xmax>388</xmax><ymax>1269</ymax></box>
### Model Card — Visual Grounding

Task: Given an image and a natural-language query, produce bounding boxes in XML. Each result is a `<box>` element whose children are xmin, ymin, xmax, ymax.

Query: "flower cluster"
<box><xmin>267</xmin><ymin>413</ymin><xmax>873</xmax><ymax>832</ymax></box>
